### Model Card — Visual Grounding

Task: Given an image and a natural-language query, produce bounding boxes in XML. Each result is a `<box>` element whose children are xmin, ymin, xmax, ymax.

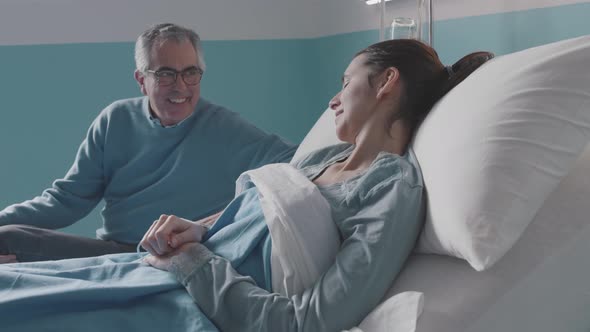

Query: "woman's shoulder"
<box><xmin>374</xmin><ymin>148</ymin><xmax>423</xmax><ymax>188</ymax></box>
<box><xmin>348</xmin><ymin>148</ymin><xmax>424</xmax><ymax>205</ymax></box>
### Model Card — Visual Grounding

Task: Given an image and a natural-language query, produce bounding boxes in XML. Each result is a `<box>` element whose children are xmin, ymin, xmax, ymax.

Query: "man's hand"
<box><xmin>140</xmin><ymin>214</ymin><xmax>208</xmax><ymax>256</ymax></box>
<box><xmin>196</xmin><ymin>211</ymin><xmax>222</xmax><ymax>228</ymax></box>
<box><xmin>0</xmin><ymin>254</ymin><xmax>18</xmax><ymax>264</ymax></box>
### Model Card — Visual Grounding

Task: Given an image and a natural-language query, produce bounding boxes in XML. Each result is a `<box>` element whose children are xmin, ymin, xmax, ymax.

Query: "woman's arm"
<box><xmin>148</xmin><ymin>178</ymin><xmax>424</xmax><ymax>332</ymax></box>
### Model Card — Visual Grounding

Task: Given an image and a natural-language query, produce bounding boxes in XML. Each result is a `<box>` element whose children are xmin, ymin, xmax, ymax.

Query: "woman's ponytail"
<box><xmin>437</xmin><ymin>51</ymin><xmax>495</xmax><ymax>100</ymax></box>
<box><xmin>357</xmin><ymin>39</ymin><xmax>494</xmax><ymax>136</ymax></box>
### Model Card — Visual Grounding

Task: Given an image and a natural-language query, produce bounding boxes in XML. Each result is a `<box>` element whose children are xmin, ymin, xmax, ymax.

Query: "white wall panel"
<box><xmin>0</xmin><ymin>0</ymin><xmax>587</xmax><ymax>45</ymax></box>
<box><xmin>0</xmin><ymin>0</ymin><xmax>319</xmax><ymax>45</ymax></box>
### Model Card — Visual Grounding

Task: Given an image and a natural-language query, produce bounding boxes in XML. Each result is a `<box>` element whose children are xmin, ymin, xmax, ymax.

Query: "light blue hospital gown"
<box><xmin>169</xmin><ymin>143</ymin><xmax>425</xmax><ymax>332</ymax></box>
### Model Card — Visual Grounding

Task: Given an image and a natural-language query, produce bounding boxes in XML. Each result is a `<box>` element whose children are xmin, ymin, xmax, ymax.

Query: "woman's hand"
<box><xmin>143</xmin><ymin>242</ymin><xmax>202</xmax><ymax>271</ymax></box>
<box><xmin>140</xmin><ymin>214</ymin><xmax>208</xmax><ymax>256</ymax></box>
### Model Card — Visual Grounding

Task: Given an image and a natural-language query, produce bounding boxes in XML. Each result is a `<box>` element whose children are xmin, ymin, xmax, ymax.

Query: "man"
<box><xmin>0</xmin><ymin>23</ymin><xmax>296</xmax><ymax>263</ymax></box>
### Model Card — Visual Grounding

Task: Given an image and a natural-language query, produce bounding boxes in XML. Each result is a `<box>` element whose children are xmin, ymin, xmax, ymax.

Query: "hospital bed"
<box><xmin>293</xmin><ymin>35</ymin><xmax>590</xmax><ymax>332</ymax></box>
<box><xmin>2</xmin><ymin>35</ymin><xmax>589</xmax><ymax>332</ymax></box>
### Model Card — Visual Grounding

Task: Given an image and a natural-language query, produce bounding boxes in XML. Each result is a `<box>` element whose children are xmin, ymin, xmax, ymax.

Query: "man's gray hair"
<box><xmin>135</xmin><ymin>23</ymin><xmax>206</xmax><ymax>73</ymax></box>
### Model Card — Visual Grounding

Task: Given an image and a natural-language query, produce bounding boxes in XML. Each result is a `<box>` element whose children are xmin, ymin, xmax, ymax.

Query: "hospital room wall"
<box><xmin>0</xmin><ymin>0</ymin><xmax>319</xmax><ymax>238</ymax></box>
<box><xmin>309</xmin><ymin>1</ymin><xmax>590</xmax><ymax>116</ymax></box>
<box><xmin>1</xmin><ymin>1</ymin><xmax>589</xmax><ymax>238</ymax></box>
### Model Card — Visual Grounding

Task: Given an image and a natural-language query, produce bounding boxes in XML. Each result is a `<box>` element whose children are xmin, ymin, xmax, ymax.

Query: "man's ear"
<box><xmin>134</xmin><ymin>70</ymin><xmax>148</xmax><ymax>95</ymax></box>
<box><xmin>376</xmin><ymin>67</ymin><xmax>400</xmax><ymax>100</ymax></box>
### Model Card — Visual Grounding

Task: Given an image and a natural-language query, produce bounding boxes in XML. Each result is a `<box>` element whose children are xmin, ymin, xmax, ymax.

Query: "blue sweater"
<box><xmin>0</xmin><ymin>97</ymin><xmax>296</xmax><ymax>244</ymax></box>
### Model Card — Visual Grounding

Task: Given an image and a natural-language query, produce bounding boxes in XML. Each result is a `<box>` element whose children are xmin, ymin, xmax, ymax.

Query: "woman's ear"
<box><xmin>376</xmin><ymin>67</ymin><xmax>400</xmax><ymax>100</ymax></box>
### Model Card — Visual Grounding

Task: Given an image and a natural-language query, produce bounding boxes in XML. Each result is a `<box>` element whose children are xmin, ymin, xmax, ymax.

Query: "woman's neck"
<box><xmin>340</xmin><ymin>119</ymin><xmax>410</xmax><ymax>172</ymax></box>
<box><xmin>313</xmin><ymin>123</ymin><xmax>409</xmax><ymax>187</ymax></box>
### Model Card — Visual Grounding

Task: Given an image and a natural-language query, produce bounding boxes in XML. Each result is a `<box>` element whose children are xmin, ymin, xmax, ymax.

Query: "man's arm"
<box><xmin>0</xmin><ymin>114</ymin><xmax>107</xmax><ymax>229</ymax></box>
<box><xmin>218</xmin><ymin>109</ymin><xmax>298</xmax><ymax>172</ymax></box>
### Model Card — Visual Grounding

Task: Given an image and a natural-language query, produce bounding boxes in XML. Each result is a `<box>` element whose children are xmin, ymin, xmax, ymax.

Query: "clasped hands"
<box><xmin>0</xmin><ymin>214</ymin><xmax>219</xmax><ymax>267</ymax></box>
<box><xmin>141</xmin><ymin>213</ymin><xmax>218</xmax><ymax>271</ymax></box>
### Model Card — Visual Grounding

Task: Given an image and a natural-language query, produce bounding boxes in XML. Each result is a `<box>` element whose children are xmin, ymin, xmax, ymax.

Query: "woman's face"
<box><xmin>329</xmin><ymin>54</ymin><xmax>379</xmax><ymax>143</ymax></box>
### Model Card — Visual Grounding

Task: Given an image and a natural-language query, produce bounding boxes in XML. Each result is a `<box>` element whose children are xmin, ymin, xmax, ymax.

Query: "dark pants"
<box><xmin>0</xmin><ymin>224</ymin><xmax>136</xmax><ymax>262</ymax></box>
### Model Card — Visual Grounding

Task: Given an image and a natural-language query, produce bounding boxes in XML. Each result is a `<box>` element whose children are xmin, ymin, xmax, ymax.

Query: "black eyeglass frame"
<box><xmin>145</xmin><ymin>67</ymin><xmax>204</xmax><ymax>86</ymax></box>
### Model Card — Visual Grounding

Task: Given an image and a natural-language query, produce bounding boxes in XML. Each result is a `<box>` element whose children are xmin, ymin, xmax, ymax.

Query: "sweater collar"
<box><xmin>142</xmin><ymin>96</ymin><xmax>204</xmax><ymax>128</ymax></box>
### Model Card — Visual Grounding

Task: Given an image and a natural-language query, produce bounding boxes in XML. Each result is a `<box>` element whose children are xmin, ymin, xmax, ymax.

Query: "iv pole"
<box><xmin>378</xmin><ymin>0</ymin><xmax>433</xmax><ymax>45</ymax></box>
<box><xmin>379</xmin><ymin>0</ymin><xmax>386</xmax><ymax>41</ymax></box>
<box><xmin>429</xmin><ymin>0</ymin><xmax>433</xmax><ymax>46</ymax></box>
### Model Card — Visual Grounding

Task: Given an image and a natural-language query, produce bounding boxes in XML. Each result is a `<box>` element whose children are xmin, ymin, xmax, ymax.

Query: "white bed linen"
<box><xmin>346</xmin><ymin>291</ymin><xmax>424</xmax><ymax>332</ymax></box>
<box><xmin>237</xmin><ymin>163</ymin><xmax>340</xmax><ymax>296</ymax></box>
<box><xmin>386</xmin><ymin>143</ymin><xmax>590</xmax><ymax>332</ymax></box>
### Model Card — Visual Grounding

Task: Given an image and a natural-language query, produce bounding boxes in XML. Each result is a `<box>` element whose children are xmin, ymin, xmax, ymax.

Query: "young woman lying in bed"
<box><xmin>140</xmin><ymin>39</ymin><xmax>493</xmax><ymax>331</ymax></box>
<box><xmin>0</xmin><ymin>39</ymin><xmax>492</xmax><ymax>332</ymax></box>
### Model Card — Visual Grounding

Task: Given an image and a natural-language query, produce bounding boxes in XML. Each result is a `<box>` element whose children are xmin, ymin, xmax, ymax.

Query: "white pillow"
<box><xmin>413</xmin><ymin>35</ymin><xmax>590</xmax><ymax>270</ymax></box>
<box><xmin>291</xmin><ymin>109</ymin><xmax>341</xmax><ymax>164</ymax></box>
<box><xmin>294</xmin><ymin>35</ymin><xmax>590</xmax><ymax>271</ymax></box>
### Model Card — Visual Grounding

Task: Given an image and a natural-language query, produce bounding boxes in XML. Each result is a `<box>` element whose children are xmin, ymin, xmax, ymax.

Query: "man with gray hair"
<box><xmin>0</xmin><ymin>23</ymin><xmax>296</xmax><ymax>263</ymax></box>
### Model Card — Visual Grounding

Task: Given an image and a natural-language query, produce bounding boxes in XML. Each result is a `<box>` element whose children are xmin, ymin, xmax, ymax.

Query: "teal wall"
<box><xmin>311</xmin><ymin>2</ymin><xmax>590</xmax><ymax>113</ymax></box>
<box><xmin>1</xmin><ymin>2</ymin><xmax>589</xmax><ymax>237</ymax></box>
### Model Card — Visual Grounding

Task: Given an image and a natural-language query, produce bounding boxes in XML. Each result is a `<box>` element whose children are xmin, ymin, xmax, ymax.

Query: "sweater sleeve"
<box><xmin>222</xmin><ymin>110</ymin><xmax>298</xmax><ymax>170</ymax></box>
<box><xmin>171</xmin><ymin>177</ymin><xmax>424</xmax><ymax>332</ymax></box>
<box><xmin>0</xmin><ymin>113</ymin><xmax>107</xmax><ymax>229</ymax></box>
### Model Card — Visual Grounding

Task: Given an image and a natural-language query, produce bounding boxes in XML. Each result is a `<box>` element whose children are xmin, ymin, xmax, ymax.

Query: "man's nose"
<box><xmin>173</xmin><ymin>75</ymin><xmax>188</xmax><ymax>90</ymax></box>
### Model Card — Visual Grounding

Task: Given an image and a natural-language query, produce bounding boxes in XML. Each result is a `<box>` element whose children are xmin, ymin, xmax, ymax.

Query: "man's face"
<box><xmin>135</xmin><ymin>39</ymin><xmax>201</xmax><ymax>126</ymax></box>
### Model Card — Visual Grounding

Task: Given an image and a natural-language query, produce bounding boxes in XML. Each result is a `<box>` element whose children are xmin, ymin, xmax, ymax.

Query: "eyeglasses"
<box><xmin>145</xmin><ymin>67</ymin><xmax>203</xmax><ymax>86</ymax></box>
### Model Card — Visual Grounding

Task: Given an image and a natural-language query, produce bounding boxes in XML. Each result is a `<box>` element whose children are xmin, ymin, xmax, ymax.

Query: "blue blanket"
<box><xmin>0</xmin><ymin>188</ymin><xmax>272</xmax><ymax>332</ymax></box>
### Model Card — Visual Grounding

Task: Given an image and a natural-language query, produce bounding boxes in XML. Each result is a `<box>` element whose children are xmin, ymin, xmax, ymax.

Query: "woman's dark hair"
<box><xmin>356</xmin><ymin>39</ymin><xmax>494</xmax><ymax>136</ymax></box>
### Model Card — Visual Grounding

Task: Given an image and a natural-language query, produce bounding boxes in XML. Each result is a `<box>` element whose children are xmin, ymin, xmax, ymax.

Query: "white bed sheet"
<box><xmin>387</xmin><ymin>143</ymin><xmax>590</xmax><ymax>332</ymax></box>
